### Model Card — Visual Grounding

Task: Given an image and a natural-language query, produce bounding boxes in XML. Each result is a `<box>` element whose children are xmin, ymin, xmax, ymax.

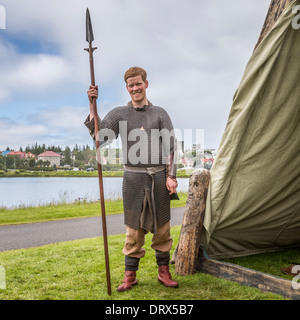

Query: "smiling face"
<box><xmin>126</xmin><ymin>75</ymin><xmax>149</xmax><ymax>106</ymax></box>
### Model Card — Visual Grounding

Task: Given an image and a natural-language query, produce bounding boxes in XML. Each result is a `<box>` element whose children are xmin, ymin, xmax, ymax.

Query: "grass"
<box><xmin>223</xmin><ymin>248</ymin><xmax>300</xmax><ymax>281</ymax></box>
<box><xmin>0</xmin><ymin>170</ymin><xmax>123</xmax><ymax>178</ymax></box>
<box><xmin>0</xmin><ymin>226</ymin><xmax>287</xmax><ymax>300</ymax></box>
<box><xmin>0</xmin><ymin>192</ymin><xmax>188</xmax><ymax>226</ymax></box>
<box><xmin>0</xmin><ymin>200</ymin><xmax>123</xmax><ymax>225</ymax></box>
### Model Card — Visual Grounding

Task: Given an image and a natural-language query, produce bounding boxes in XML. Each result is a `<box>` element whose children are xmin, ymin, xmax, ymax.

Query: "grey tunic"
<box><xmin>84</xmin><ymin>101</ymin><xmax>176</xmax><ymax>231</ymax></box>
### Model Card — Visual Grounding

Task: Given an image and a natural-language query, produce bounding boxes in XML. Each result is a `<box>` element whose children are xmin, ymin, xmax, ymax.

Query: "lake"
<box><xmin>0</xmin><ymin>177</ymin><xmax>189</xmax><ymax>209</ymax></box>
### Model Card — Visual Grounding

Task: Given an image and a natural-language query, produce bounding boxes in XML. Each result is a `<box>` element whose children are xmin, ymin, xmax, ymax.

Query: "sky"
<box><xmin>0</xmin><ymin>0</ymin><xmax>271</xmax><ymax>151</ymax></box>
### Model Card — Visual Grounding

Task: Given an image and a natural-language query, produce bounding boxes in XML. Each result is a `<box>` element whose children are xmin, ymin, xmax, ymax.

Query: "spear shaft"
<box><xmin>85</xmin><ymin>8</ymin><xmax>111</xmax><ymax>296</ymax></box>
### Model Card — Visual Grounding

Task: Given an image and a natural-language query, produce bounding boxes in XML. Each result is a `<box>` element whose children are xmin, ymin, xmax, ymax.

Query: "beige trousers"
<box><xmin>122</xmin><ymin>221</ymin><xmax>173</xmax><ymax>259</ymax></box>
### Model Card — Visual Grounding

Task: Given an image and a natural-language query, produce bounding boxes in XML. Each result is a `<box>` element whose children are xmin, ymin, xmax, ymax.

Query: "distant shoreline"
<box><xmin>0</xmin><ymin>169</ymin><xmax>192</xmax><ymax>178</ymax></box>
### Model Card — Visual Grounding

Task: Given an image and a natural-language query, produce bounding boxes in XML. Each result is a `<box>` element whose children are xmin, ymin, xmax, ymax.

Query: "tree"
<box><xmin>64</xmin><ymin>146</ymin><xmax>72</xmax><ymax>166</ymax></box>
<box><xmin>6</xmin><ymin>155</ymin><xmax>22</xmax><ymax>169</ymax></box>
<box><xmin>36</xmin><ymin>160</ymin><xmax>43</xmax><ymax>167</ymax></box>
<box><xmin>0</xmin><ymin>156</ymin><xmax>5</xmax><ymax>170</ymax></box>
<box><xmin>73</xmin><ymin>144</ymin><xmax>80</xmax><ymax>152</ymax></box>
<box><xmin>43</xmin><ymin>160</ymin><xmax>50</xmax><ymax>167</ymax></box>
<box><xmin>28</xmin><ymin>158</ymin><xmax>36</xmax><ymax>168</ymax></box>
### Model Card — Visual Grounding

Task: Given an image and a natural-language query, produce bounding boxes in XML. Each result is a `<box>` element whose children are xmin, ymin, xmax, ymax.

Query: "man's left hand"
<box><xmin>166</xmin><ymin>177</ymin><xmax>177</xmax><ymax>195</ymax></box>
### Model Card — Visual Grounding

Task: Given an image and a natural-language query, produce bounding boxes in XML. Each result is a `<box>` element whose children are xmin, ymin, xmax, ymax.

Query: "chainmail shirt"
<box><xmin>84</xmin><ymin>101</ymin><xmax>177</xmax><ymax>231</ymax></box>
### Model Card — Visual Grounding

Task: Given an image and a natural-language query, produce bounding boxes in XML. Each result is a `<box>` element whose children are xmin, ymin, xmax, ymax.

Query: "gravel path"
<box><xmin>0</xmin><ymin>207</ymin><xmax>184</xmax><ymax>252</ymax></box>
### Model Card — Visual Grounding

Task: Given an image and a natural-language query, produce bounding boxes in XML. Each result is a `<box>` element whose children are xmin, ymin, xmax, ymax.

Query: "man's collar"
<box><xmin>127</xmin><ymin>100</ymin><xmax>153</xmax><ymax>108</ymax></box>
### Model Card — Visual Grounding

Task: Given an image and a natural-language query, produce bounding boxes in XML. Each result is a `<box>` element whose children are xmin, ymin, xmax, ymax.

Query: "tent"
<box><xmin>200</xmin><ymin>0</ymin><xmax>300</xmax><ymax>259</ymax></box>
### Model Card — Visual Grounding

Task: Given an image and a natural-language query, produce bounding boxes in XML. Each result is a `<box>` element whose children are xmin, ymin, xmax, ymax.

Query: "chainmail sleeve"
<box><xmin>158</xmin><ymin>107</ymin><xmax>177</xmax><ymax>178</ymax></box>
<box><xmin>84</xmin><ymin>107</ymin><xmax>123</xmax><ymax>147</ymax></box>
<box><xmin>84</xmin><ymin>114</ymin><xmax>101</xmax><ymax>141</ymax></box>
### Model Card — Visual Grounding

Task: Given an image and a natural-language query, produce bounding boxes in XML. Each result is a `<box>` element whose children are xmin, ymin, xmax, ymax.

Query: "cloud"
<box><xmin>0</xmin><ymin>37</ymin><xmax>71</xmax><ymax>104</ymax></box>
<box><xmin>29</xmin><ymin>105</ymin><xmax>92</xmax><ymax>147</ymax></box>
<box><xmin>5</xmin><ymin>54</ymin><xmax>68</xmax><ymax>91</ymax></box>
<box><xmin>0</xmin><ymin>118</ymin><xmax>48</xmax><ymax>150</ymax></box>
<box><xmin>32</xmin><ymin>106</ymin><xmax>87</xmax><ymax>131</ymax></box>
<box><xmin>0</xmin><ymin>105</ymin><xmax>92</xmax><ymax>150</ymax></box>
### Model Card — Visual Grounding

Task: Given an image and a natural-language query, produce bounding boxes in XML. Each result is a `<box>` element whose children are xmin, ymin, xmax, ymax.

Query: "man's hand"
<box><xmin>88</xmin><ymin>85</ymin><xmax>98</xmax><ymax>102</ymax></box>
<box><xmin>166</xmin><ymin>176</ymin><xmax>177</xmax><ymax>195</ymax></box>
<box><xmin>87</xmin><ymin>85</ymin><xmax>98</xmax><ymax>120</ymax></box>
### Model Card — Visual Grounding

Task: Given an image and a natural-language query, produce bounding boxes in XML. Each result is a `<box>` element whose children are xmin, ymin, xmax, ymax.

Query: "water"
<box><xmin>0</xmin><ymin>177</ymin><xmax>189</xmax><ymax>209</ymax></box>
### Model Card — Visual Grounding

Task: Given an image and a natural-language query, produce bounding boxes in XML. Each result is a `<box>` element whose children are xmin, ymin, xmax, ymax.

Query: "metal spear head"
<box><xmin>86</xmin><ymin>8</ymin><xmax>94</xmax><ymax>43</ymax></box>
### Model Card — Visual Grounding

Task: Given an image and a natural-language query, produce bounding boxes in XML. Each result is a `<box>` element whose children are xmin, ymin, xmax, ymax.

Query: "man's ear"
<box><xmin>145</xmin><ymin>80</ymin><xmax>149</xmax><ymax>88</ymax></box>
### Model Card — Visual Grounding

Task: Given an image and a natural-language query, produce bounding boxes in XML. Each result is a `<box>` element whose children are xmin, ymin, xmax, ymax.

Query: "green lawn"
<box><xmin>0</xmin><ymin>192</ymin><xmax>188</xmax><ymax>225</ymax></box>
<box><xmin>0</xmin><ymin>226</ymin><xmax>287</xmax><ymax>300</ymax></box>
<box><xmin>0</xmin><ymin>170</ymin><xmax>123</xmax><ymax>178</ymax></box>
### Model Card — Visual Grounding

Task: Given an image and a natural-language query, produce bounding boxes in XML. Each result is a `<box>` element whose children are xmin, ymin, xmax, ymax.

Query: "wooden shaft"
<box><xmin>88</xmin><ymin>43</ymin><xmax>96</xmax><ymax>86</ymax></box>
<box><xmin>88</xmin><ymin>42</ymin><xmax>111</xmax><ymax>296</ymax></box>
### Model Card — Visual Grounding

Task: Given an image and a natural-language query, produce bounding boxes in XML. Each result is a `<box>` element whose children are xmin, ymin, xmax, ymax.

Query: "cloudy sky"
<box><xmin>0</xmin><ymin>0</ymin><xmax>271</xmax><ymax>151</ymax></box>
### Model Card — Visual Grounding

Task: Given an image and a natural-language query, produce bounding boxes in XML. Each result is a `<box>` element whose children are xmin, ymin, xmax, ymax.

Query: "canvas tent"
<box><xmin>200</xmin><ymin>0</ymin><xmax>300</xmax><ymax>259</ymax></box>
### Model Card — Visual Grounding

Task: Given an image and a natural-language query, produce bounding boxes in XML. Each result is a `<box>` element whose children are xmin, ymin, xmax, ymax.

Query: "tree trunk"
<box><xmin>173</xmin><ymin>169</ymin><xmax>210</xmax><ymax>275</ymax></box>
<box><xmin>254</xmin><ymin>0</ymin><xmax>293</xmax><ymax>50</ymax></box>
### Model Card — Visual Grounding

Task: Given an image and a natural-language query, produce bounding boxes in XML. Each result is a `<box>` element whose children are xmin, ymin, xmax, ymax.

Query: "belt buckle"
<box><xmin>147</xmin><ymin>167</ymin><xmax>156</xmax><ymax>175</ymax></box>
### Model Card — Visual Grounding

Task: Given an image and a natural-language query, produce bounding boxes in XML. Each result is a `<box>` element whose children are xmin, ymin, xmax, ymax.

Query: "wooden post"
<box><xmin>173</xmin><ymin>168</ymin><xmax>210</xmax><ymax>275</ymax></box>
<box><xmin>254</xmin><ymin>0</ymin><xmax>293</xmax><ymax>50</ymax></box>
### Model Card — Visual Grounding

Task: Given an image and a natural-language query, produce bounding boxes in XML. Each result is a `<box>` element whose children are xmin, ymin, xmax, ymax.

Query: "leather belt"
<box><xmin>124</xmin><ymin>165</ymin><xmax>165</xmax><ymax>175</ymax></box>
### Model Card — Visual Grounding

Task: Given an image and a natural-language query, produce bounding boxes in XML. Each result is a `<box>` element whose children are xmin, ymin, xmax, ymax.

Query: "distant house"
<box><xmin>59</xmin><ymin>152</ymin><xmax>76</xmax><ymax>164</ymax></box>
<box><xmin>8</xmin><ymin>151</ymin><xmax>26</xmax><ymax>159</ymax></box>
<box><xmin>179</xmin><ymin>157</ymin><xmax>194</xmax><ymax>169</ymax></box>
<box><xmin>1</xmin><ymin>150</ymin><xmax>11</xmax><ymax>157</ymax></box>
<box><xmin>25</xmin><ymin>152</ymin><xmax>37</xmax><ymax>160</ymax></box>
<box><xmin>37</xmin><ymin>151</ymin><xmax>60</xmax><ymax>167</ymax></box>
<box><xmin>5</xmin><ymin>151</ymin><xmax>38</xmax><ymax>160</ymax></box>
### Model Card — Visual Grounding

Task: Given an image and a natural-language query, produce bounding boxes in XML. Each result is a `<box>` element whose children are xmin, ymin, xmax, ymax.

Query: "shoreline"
<box><xmin>0</xmin><ymin>169</ymin><xmax>193</xmax><ymax>178</ymax></box>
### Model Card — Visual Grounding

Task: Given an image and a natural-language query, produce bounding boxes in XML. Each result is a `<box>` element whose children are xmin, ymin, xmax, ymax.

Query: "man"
<box><xmin>85</xmin><ymin>66</ymin><xmax>178</xmax><ymax>292</ymax></box>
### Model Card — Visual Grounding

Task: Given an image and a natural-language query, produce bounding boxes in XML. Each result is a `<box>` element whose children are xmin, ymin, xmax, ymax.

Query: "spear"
<box><xmin>84</xmin><ymin>8</ymin><xmax>111</xmax><ymax>296</ymax></box>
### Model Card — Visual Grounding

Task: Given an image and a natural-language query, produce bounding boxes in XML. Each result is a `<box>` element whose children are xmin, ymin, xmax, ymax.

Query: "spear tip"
<box><xmin>86</xmin><ymin>7</ymin><xmax>94</xmax><ymax>43</ymax></box>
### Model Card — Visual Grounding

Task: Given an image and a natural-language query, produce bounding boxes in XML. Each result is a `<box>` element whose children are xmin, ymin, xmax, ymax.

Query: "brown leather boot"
<box><xmin>280</xmin><ymin>264</ymin><xmax>300</xmax><ymax>275</ymax></box>
<box><xmin>158</xmin><ymin>265</ymin><xmax>179</xmax><ymax>288</ymax></box>
<box><xmin>117</xmin><ymin>271</ymin><xmax>138</xmax><ymax>292</ymax></box>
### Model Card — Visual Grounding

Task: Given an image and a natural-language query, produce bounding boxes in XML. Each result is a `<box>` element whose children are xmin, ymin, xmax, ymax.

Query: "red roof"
<box><xmin>9</xmin><ymin>151</ymin><xmax>26</xmax><ymax>155</ymax></box>
<box><xmin>38</xmin><ymin>151</ymin><xmax>60</xmax><ymax>157</ymax></box>
<box><xmin>8</xmin><ymin>151</ymin><xmax>26</xmax><ymax>158</ymax></box>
